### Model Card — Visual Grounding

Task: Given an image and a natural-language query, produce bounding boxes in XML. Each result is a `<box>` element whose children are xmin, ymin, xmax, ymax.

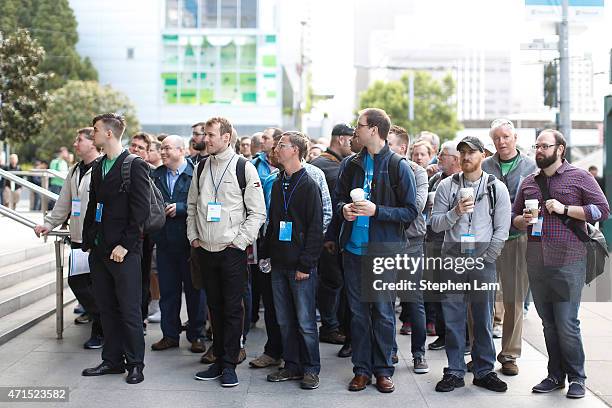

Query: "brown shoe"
<box><xmin>237</xmin><ymin>348</ymin><xmax>247</xmax><ymax>364</ymax></box>
<box><xmin>249</xmin><ymin>353</ymin><xmax>282</xmax><ymax>368</ymax></box>
<box><xmin>375</xmin><ymin>376</ymin><xmax>395</xmax><ymax>393</ymax></box>
<box><xmin>200</xmin><ymin>347</ymin><xmax>216</xmax><ymax>364</ymax></box>
<box><xmin>348</xmin><ymin>374</ymin><xmax>371</xmax><ymax>391</ymax></box>
<box><xmin>190</xmin><ymin>338</ymin><xmax>206</xmax><ymax>353</ymax></box>
<box><xmin>501</xmin><ymin>361</ymin><xmax>519</xmax><ymax>376</ymax></box>
<box><xmin>151</xmin><ymin>337</ymin><xmax>179</xmax><ymax>351</ymax></box>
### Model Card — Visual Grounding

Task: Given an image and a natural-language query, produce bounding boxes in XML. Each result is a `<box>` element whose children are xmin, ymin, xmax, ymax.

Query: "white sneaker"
<box><xmin>492</xmin><ymin>324</ymin><xmax>502</xmax><ymax>338</ymax></box>
<box><xmin>148</xmin><ymin>309</ymin><xmax>161</xmax><ymax>323</ymax></box>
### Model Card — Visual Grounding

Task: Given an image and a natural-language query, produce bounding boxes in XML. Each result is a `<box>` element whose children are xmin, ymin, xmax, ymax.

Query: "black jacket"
<box><xmin>262</xmin><ymin>167</ymin><xmax>323</xmax><ymax>273</ymax></box>
<box><xmin>82</xmin><ymin>150</ymin><xmax>151</xmax><ymax>255</ymax></box>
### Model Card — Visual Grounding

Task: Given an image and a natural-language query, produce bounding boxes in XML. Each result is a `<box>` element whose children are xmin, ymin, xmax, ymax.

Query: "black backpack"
<box><xmin>120</xmin><ymin>154</ymin><xmax>166</xmax><ymax>234</ymax></box>
<box><xmin>196</xmin><ymin>155</ymin><xmax>248</xmax><ymax>199</ymax></box>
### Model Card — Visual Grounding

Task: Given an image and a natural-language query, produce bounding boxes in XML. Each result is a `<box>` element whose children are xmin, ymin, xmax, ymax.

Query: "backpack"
<box><xmin>449</xmin><ymin>173</ymin><xmax>498</xmax><ymax>222</ymax></box>
<box><xmin>120</xmin><ymin>154</ymin><xmax>166</xmax><ymax>234</ymax></box>
<box><xmin>196</xmin><ymin>155</ymin><xmax>248</xmax><ymax>198</ymax></box>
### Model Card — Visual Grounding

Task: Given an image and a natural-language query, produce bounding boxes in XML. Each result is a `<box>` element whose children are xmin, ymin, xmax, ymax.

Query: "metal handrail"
<box><xmin>0</xmin><ymin>204</ymin><xmax>69</xmax><ymax>339</ymax></box>
<box><xmin>10</xmin><ymin>169</ymin><xmax>67</xmax><ymax>180</ymax></box>
<box><xmin>0</xmin><ymin>168</ymin><xmax>59</xmax><ymax>201</ymax></box>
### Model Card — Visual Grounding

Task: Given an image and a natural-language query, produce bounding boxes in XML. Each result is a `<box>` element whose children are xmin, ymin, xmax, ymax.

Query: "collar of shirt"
<box><xmin>167</xmin><ymin>160</ymin><xmax>188</xmax><ymax>178</ymax></box>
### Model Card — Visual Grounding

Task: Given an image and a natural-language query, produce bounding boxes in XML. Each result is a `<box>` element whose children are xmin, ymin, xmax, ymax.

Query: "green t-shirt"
<box><xmin>49</xmin><ymin>158</ymin><xmax>68</xmax><ymax>187</ymax></box>
<box><xmin>102</xmin><ymin>155</ymin><xmax>119</xmax><ymax>179</ymax></box>
<box><xmin>500</xmin><ymin>154</ymin><xmax>522</xmax><ymax>240</ymax></box>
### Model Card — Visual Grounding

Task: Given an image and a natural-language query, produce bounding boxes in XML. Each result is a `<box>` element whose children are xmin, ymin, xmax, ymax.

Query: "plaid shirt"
<box><xmin>512</xmin><ymin>160</ymin><xmax>609</xmax><ymax>267</ymax></box>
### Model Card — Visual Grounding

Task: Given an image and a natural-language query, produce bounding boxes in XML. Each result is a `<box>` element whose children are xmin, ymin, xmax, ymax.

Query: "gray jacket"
<box><xmin>431</xmin><ymin>170</ymin><xmax>511</xmax><ymax>262</ymax></box>
<box><xmin>482</xmin><ymin>150</ymin><xmax>537</xmax><ymax>236</ymax></box>
<box><xmin>406</xmin><ymin>160</ymin><xmax>428</xmax><ymax>241</ymax></box>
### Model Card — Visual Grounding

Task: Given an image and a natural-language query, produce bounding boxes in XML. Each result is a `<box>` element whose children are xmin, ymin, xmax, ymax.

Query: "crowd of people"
<box><xmin>27</xmin><ymin>109</ymin><xmax>608</xmax><ymax>399</ymax></box>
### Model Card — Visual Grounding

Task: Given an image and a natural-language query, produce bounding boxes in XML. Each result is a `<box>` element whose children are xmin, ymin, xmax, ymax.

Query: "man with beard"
<box><xmin>191</xmin><ymin>122</ymin><xmax>208</xmax><ymax>164</ymax></box>
<box><xmin>512</xmin><ymin>129</ymin><xmax>609</xmax><ymax>399</ymax></box>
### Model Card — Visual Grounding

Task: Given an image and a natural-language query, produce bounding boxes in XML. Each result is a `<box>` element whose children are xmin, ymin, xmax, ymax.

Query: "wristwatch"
<box><xmin>564</xmin><ymin>205</ymin><xmax>569</xmax><ymax>216</ymax></box>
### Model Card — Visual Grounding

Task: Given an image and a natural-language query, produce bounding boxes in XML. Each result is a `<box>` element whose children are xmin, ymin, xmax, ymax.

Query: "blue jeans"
<box><xmin>157</xmin><ymin>246</ymin><xmax>206</xmax><ymax>342</ymax></box>
<box><xmin>271</xmin><ymin>268</ymin><xmax>320</xmax><ymax>375</ymax></box>
<box><xmin>528</xmin><ymin>260</ymin><xmax>586</xmax><ymax>383</ymax></box>
<box><xmin>441</xmin><ymin>261</ymin><xmax>496</xmax><ymax>379</ymax></box>
<box><xmin>343</xmin><ymin>251</ymin><xmax>395</xmax><ymax>377</ymax></box>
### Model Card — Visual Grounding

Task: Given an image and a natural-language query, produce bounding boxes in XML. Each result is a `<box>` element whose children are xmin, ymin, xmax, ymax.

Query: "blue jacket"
<box><xmin>150</xmin><ymin>160</ymin><xmax>194</xmax><ymax>250</ymax></box>
<box><xmin>334</xmin><ymin>143</ymin><xmax>418</xmax><ymax>254</ymax></box>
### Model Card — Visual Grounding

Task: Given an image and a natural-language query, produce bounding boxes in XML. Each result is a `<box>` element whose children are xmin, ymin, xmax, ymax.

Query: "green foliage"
<box><xmin>0</xmin><ymin>29</ymin><xmax>49</xmax><ymax>144</ymax></box>
<box><xmin>358</xmin><ymin>71</ymin><xmax>463</xmax><ymax>143</ymax></box>
<box><xmin>23</xmin><ymin>80</ymin><xmax>140</xmax><ymax>161</ymax></box>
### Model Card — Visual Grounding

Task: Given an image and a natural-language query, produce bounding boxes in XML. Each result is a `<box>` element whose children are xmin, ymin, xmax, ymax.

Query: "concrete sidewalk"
<box><xmin>0</xmin><ymin>301</ymin><xmax>609</xmax><ymax>408</ymax></box>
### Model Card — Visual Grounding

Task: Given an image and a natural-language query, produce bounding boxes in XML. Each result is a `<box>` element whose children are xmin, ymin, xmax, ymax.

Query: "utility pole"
<box><xmin>559</xmin><ymin>0</ymin><xmax>571</xmax><ymax>161</ymax></box>
<box><xmin>407</xmin><ymin>71</ymin><xmax>415</xmax><ymax>121</ymax></box>
<box><xmin>295</xmin><ymin>20</ymin><xmax>307</xmax><ymax>132</ymax></box>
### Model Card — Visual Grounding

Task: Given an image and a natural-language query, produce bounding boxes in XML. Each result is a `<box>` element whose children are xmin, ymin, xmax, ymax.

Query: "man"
<box><xmin>146</xmin><ymin>139</ymin><xmax>163</xmax><ymax>322</ymax></box>
<box><xmin>411</xmin><ymin>140</ymin><xmax>435</xmax><ymax>169</ymax></box>
<box><xmin>251</xmin><ymin>132</ymin><xmax>263</xmax><ymax>158</ymax></box>
<box><xmin>2</xmin><ymin>154</ymin><xmax>21</xmax><ymax>210</ymax></box>
<box><xmin>81</xmin><ymin>113</ymin><xmax>151</xmax><ymax>384</ymax></box>
<box><xmin>418</xmin><ymin>131</ymin><xmax>441</xmax><ymax>176</ymax></box>
<box><xmin>147</xmin><ymin>139</ymin><xmax>163</xmax><ymax>168</ymax></box>
<box><xmin>188</xmin><ymin>117</ymin><xmax>266</xmax><ymax>387</ymax></box>
<box><xmin>49</xmin><ymin>147</ymin><xmax>70</xmax><ymax>196</ymax></box>
<box><xmin>252</xmin><ymin>127</ymin><xmax>281</xmax><ymax>181</ymax></box>
<box><xmin>481</xmin><ymin>119</ymin><xmax>537</xmax><ymax>376</ymax></box>
<box><xmin>191</xmin><ymin>122</ymin><xmax>208</xmax><ymax>165</ymax></box>
<box><xmin>239</xmin><ymin>136</ymin><xmax>252</xmax><ymax>160</ymax></box>
<box><xmin>588</xmin><ymin>165</ymin><xmax>605</xmax><ymax>193</ymax></box>
<box><xmin>262</xmin><ymin>131</ymin><xmax>323</xmax><ymax>390</ymax></box>
<box><xmin>335</xmin><ymin>108</ymin><xmax>418</xmax><ymax>393</ymax></box>
<box><xmin>512</xmin><ymin>129</ymin><xmax>609</xmax><ymax>399</ymax></box>
<box><xmin>35</xmin><ymin>127</ymin><xmax>102</xmax><ymax>349</ymax></box>
<box><xmin>387</xmin><ymin>125</ymin><xmax>430</xmax><ymax>374</ymax></box>
<box><xmin>431</xmin><ymin>136</ymin><xmax>511</xmax><ymax>393</ymax></box>
<box><xmin>425</xmin><ymin>141</ymin><xmax>462</xmax><ymax>351</ymax></box>
<box><xmin>150</xmin><ymin>135</ymin><xmax>206</xmax><ymax>353</ymax></box>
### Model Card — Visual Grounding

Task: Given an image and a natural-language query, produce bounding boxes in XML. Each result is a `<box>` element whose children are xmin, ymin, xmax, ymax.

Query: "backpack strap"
<box><xmin>486</xmin><ymin>174</ymin><xmax>497</xmax><ymax>220</ymax></box>
<box><xmin>236</xmin><ymin>156</ymin><xmax>247</xmax><ymax>194</ymax></box>
<box><xmin>119</xmin><ymin>154</ymin><xmax>138</xmax><ymax>193</ymax></box>
<box><xmin>196</xmin><ymin>157</ymin><xmax>208</xmax><ymax>195</ymax></box>
<box><xmin>388</xmin><ymin>153</ymin><xmax>405</xmax><ymax>199</ymax></box>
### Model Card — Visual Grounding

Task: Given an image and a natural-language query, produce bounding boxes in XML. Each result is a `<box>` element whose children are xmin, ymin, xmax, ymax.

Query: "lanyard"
<box><xmin>463</xmin><ymin>173</ymin><xmax>484</xmax><ymax>234</ymax></box>
<box><xmin>210</xmin><ymin>154</ymin><xmax>235</xmax><ymax>202</ymax></box>
<box><xmin>282</xmin><ymin>170</ymin><xmax>306</xmax><ymax>217</ymax></box>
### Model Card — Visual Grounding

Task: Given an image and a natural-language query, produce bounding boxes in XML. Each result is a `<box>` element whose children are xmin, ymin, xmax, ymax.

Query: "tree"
<box><xmin>0</xmin><ymin>29</ymin><xmax>49</xmax><ymax>144</ymax></box>
<box><xmin>0</xmin><ymin>0</ymin><xmax>97</xmax><ymax>90</ymax></box>
<box><xmin>358</xmin><ymin>71</ymin><xmax>463</xmax><ymax>142</ymax></box>
<box><xmin>23</xmin><ymin>80</ymin><xmax>140</xmax><ymax>161</ymax></box>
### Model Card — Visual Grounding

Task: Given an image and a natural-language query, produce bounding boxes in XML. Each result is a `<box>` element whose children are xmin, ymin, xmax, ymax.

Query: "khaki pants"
<box><xmin>495</xmin><ymin>234</ymin><xmax>529</xmax><ymax>363</ymax></box>
<box><xmin>2</xmin><ymin>186</ymin><xmax>20</xmax><ymax>210</ymax></box>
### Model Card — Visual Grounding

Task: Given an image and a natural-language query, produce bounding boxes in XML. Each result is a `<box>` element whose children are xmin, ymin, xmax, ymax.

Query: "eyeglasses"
<box><xmin>192</xmin><ymin>132</ymin><xmax>205</xmax><ymax>137</ymax></box>
<box><xmin>532</xmin><ymin>143</ymin><xmax>559</xmax><ymax>151</ymax></box>
<box><xmin>277</xmin><ymin>143</ymin><xmax>294</xmax><ymax>149</ymax></box>
<box><xmin>438</xmin><ymin>153</ymin><xmax>455</xmax><ymax>159</ymax></box>
<box><xmin>130</xmin><ymin>143</ymin><xmax>148</xmax><ymax>152</ymax></box>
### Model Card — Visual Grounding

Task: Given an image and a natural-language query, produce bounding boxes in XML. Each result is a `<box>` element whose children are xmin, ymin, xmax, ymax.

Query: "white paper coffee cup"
<box><xmin>350</xmin><ymin>188</ymin><xmax>365</xmax><ymax>202</ymax></box>
<box><xmin>525</xmin><ymin>199</ymin><xmax>539</xmax><ymax>224</ymax></box>
<box><xmin>459</xmin><ymin>187</ymin><xmax>475</xmax><ymax>212</ymax></box>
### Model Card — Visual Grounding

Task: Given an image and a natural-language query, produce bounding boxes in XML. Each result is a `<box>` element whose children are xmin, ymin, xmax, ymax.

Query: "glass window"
<box><xmin>202</xmin><ymin>0</ymin><xmax>218</xmax><ymax>28</ymax></box>
<box><xmin>200</xmin><ymin>37</ymin><xmax>217</xmax><ymax>69</ymax></box>
<box><xmin>220</xmin><ymin>0</ymin><xmax>237</xmax><ymax>28</ymax></box>
<box><xmin>179</xmin><ymin>72</ymin><xmax>198</xmax><ymax>104</ymax></box>
<box><xmin>166</xmin><ymin>0</ymin><xmax>179</xmax><ymax>28</ymax></box>
<box><xmin>219</xmin><ymin>73</ymin><xmax>239</xmax><ymax>103</ymax></box>
<box><xmin>220</xmin><ymin>42</ymin><xmax>237</xmax><ymax>69</ymax></box>
<box><xmin>240</xmin><ymin>0</ymin><xmax>257</xmax><ymax>28</ymax></box>
<box><xmin>237</xmin><ymin>37</ymin><xmax>256</xmax><ymax>69</ymax></box>
<box><xmin>182</xmin><ymin>0</ymin><xmax>198</xmax><ymax>28</ymax></box>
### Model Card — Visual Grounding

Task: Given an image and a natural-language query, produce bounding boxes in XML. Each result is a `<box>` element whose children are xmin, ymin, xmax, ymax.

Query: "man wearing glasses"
<box><xmin>481</xmin><ymin>119</ymin><xmax>537</xmax><ymax>377</ymax></box>
<box><xmin>512</xmin><ymin>129</ymin><xmax>609</xmax><ymax>399</ymax></box>
<box><xmin>190</xmin><ymin>122</ymin><xmax>208</xmax><ymax>165</ymax></box>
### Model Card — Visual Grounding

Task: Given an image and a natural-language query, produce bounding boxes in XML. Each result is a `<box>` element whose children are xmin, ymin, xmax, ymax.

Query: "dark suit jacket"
<box><xmin>150</xmin><ymin>160</ymin><xmax>193</xmax><ymax>250</ymax></box>
<box><xmin>82</xmin><ymin>150</ymin><xmax>151</xmax><ymax>255</ymax></box>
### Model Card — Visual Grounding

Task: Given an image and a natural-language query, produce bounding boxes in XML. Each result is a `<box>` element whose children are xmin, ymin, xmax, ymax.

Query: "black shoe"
<box><xmin>319</xmin><ymin>330</ymin><xmax>346</xmax><ymax>345</ymax></box>
<box><xmin>126</xmin><ymin>366</ymin><xmax>144</xmax><ymax>384</ymax></box>
<box><xmin>82</xmin><ymin>361</ymin><xmax>125</xmax><ymax>376</ymax></box>
<box><xmin>473</xmin><ymin>372</ymin><xmax>507</xmax><ymax>392</ymax></box>
<box><xmin>391</xmin><ymin>353</ymin><xmax>399</xmax><ymax>365</ymax></box>
<box><xmin>83</xmin><ymin>335</ymin><xmax>104</xmax><ymax>350</ymax></box>
<box><xmin>566</xmin><ymin>382</ymin><xmax>585</xmax><ymax>399</ymax></box>
<box><xmin>435</xmin><ymin>373</ymin><xmax>465</xmax><ymax>392</ymax></box>
<box><xmin>532</xmin><ymin>376</ymin><xmax>565</xmax><ymax>393</ymax></box>
<box><xmin>337</xmin><ymin>344</ymin><xmax>352</xmax><ymax>358</ymax></box>
<box><xmin>428</xmin><ymin>337</ymin><xmax>445</xmax><ymax>350</ymax></box>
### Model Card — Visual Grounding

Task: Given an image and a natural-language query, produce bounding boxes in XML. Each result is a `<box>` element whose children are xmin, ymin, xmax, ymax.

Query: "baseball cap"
<box><xmin>456</xmin><ymin>136</ymin><xmax>485</xmax><ymax>153</ymax></box>
<box><xmin>332</xmin><ymin>123</ymin><xmax>355</xmax><ymax>136</ymax></box>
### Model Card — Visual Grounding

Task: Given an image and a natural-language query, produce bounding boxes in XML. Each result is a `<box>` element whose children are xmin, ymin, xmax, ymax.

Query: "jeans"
<box><xmin>441</xmin><ymin>261</ymin><xmax>496</xmax><ymax>379</ymax></box>
<box><xmin>157</xmin><ymin>246</ymin><xmax>206</xmax><ymax>342</ymax></box>
<box><xmin>528</xmin><ymin>259</ymin><xmax>586</xmax><ymax>383</ymax></box>
<box><xmin>271</xmin><ymin>268</ymin><xmax>320</xmax><ymax>375</ymax></box>
<box><xmin>343</xmin><ymin>251</ymin><xmax>395</xmax><ymax>378</ymax></box>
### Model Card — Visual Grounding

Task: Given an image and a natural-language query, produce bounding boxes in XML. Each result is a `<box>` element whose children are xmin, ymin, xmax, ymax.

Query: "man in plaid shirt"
<box><xmin>512</xmin><ymin>129</ymin><xmax>609</xmax><ymax>399</ymax></box>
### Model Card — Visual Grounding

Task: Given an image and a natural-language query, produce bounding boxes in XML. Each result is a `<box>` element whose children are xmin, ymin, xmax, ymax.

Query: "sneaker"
<box><xmin>147</xmin><ymin>309</ymin><xmax>161</xmax><ymax>323</ymax></box>
<box><xmin>220</xmin><ymin>368</ymin><xmax>239</xmax><ymax>387</ymax></box>
<box><xmin>473</xmin><ymin>372</ymin><xmax>507</xmax><ymax>392</ymax></box>
<box><xmin>200</xmin><ymin>347</ymin><xmax>216</xmax><ymax>364</ymax></box>
<box><xmin>74</xmin><ymin>303</ymin><xmax>85</xmax><ymax>314</ymax></box>
<box><xmin>148</xmin><ymin>299</ymin><xmax>160</xmax><ymax>316</ymax></box>
<box><xmin>426</xmin><ymin>322</ymin><xmax>436</xmax><ymax>336</ymax></box>
<box><xmin>413</xmin><ymin>356</ymin><xmax>429</xmax><ymax>374</ymax></box>
<box><xmin>75</xmin><ymin>313</ymin><xmax>91</xmax><ymax>325</ymax></box>
<box><xmin>249</xmin><ymin>354</ymin><xmax>282</xmax><ymax>368</ymax></box>
<box><xmin>428</xmin><ymin>337</ymin><xmax>445</xmax><ymax>350</ymax></box>
<box><xmin>464</xmin><ymin>343</ymin><xmax>471</xmax><ymax>355</ymax></box>
<box><xmin>237</xmin><ymin>348</ymin><xmax>246</xmax><ymax>364</ymax></box>
<box><xmin>194</xmin><ymin>363</ymin><xmax>222</xmax><ymax>381</ymax></box>
<box><xmin>532</xmin><ymin>376</ymin><xmax>565</xmax><ymax>393</ymax></box>
<box><xmin>83</xmin><ymin>335</ymin><xmax>104</xmax><ymax>349</ymax></box>
<box><xmin>492</xmin><ymin>325</ymin><xmax>502</xmax><ymax>339</ymax></box>
<box><xmin>501</xmin><ymin>361</ymin><xmax>518</xmax><ymax>376</ymax></box>
<box><xmin>435</xmin><ymin>373</ymin><xmax>465</xmax><ymax>392</ymax></box>
<box><xmin>319</xmin><ymin>330</ymin><xmax>346</xmax><ymax>345</ymax></box>
<box><xmin>300</xmin><ymin>373</ymin><xmax>320</xmax><ymax>390</ymax></box>
<box><xmin>391</xmin><ymin>353</ymin><xmax>399</xmax><ymax>364</ymax></box>
<box><xmin>267</xmin><ymin>368</ymin><xmax>303</xmax><ymax>382</ymax></box>
<box><xmin>399</xmin><ymin>322</ymin><xmax>412</xmax><ymax>335</ymax></box>
<box><xmin>566</xmin><ymin>382</ymin><xmax>585</xmax><ymax>399</ymax></box>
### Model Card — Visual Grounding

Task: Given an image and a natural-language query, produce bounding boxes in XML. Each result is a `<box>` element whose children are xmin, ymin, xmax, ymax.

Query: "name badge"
<box><xmin>72</xmin><ymin>199</ymin><xmax>81</xmax><ymax>217</ymax></box>
<box><xmin>531</xmin><ymin>216</ymin><xmax>544</xmax><ymax>237</ymax></box>
<box><xmin>95</xmin><ymin>203</ymin><xmax>103</xmax><ymax>223</ymax></box>
<box><xmin>461</xmin><ymin>233</ymin><xmax>476</xmax><ymax>255</ymax></box>
<box><xmin>279</xmin><ymin>221</ymin><xmax>293</xmax><ymax>241</ymax></box>
<box><xmin>207</xmin><ymin>202</ymin><xmax>222</xmax><ymax>222</ymax></box>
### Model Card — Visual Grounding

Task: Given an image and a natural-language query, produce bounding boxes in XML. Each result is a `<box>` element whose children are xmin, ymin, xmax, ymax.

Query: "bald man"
<box><xmin>150</xmin><ymin>135</ymin><xmax>207</xmax><ymax>352</ymax></box>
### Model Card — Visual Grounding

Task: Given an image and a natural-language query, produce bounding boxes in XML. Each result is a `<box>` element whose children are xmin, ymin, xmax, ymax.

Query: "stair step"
<box><xmin>0</xmin><ymin>287</ymin><xmax>76</xmax><ymax>346</ymax></box>
<box><xmin>0</xmin><ymin>253</ymin><xmax>57</xmax><ymax>291</ymax></box>
<box><xmin>0</xmin><ymin>271</ymin><xmax>68</xmax><ymax>319</ymax></box>
<box><xmin>0</xmin><ymin>242</ymin><xmax>55</xmax><ymax>269</ymax></box>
